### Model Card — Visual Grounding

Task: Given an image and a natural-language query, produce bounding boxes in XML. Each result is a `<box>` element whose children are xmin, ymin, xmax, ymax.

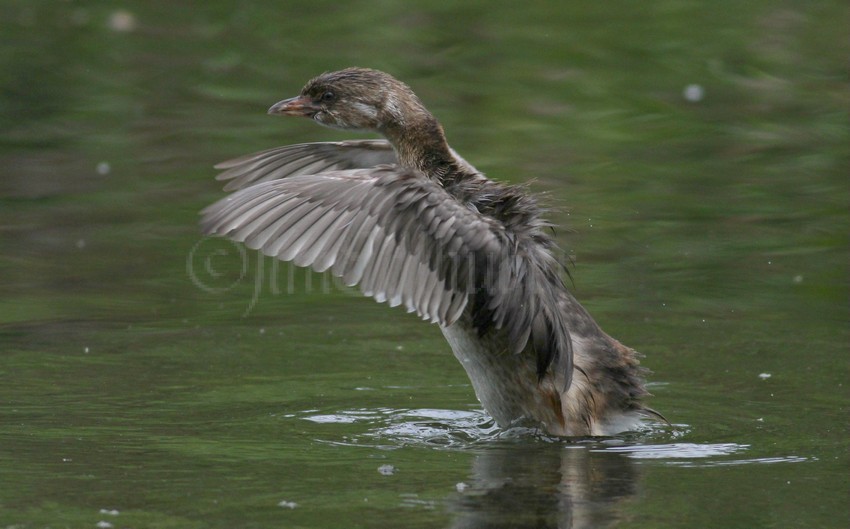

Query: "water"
<box><xmin>1</xmin><ymin>1</ymin><xmax>847</xmax><ymax>528</ymax></box>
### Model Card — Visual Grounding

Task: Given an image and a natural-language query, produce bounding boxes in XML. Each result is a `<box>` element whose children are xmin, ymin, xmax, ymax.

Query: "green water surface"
<box><xmin>1</xmin><ymin>1</ymin><xmax>847</xmax><ymax>528</ymax></box>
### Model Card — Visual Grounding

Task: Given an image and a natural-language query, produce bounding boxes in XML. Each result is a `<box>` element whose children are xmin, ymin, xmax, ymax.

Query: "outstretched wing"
<box><xmin>202</xmin><ymin>166</ymin><xmax>503</xmax><ymax>325</ymax></box>
<box><xmin>214</xmin><ymin>140</ymin><xmax>396</xmax><ymax>191</ymax></box>
<box><xmin>202</xmin><ymin>164</ymin><xmax>573</xmax><ymax>388</ymax></box>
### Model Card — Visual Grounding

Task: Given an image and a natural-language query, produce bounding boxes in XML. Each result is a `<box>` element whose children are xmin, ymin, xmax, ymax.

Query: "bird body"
<box><xmin>202</xmin><ymin>68</ymin><xmax>663</xmax><ymax>436</ymax></box>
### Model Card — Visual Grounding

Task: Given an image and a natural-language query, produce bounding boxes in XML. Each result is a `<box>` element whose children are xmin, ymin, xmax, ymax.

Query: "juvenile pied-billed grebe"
<box><xmin>201</xmin><ymin>67</ymin><xmax>665</xmax><ymax>436</ymax></box>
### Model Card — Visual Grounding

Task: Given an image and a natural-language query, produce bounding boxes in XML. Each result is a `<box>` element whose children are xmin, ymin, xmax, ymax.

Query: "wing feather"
<box><xmin>215</xmin><ymin>140</ymin><xmax>396</xmax><ymax>191</ymax></box>
<box><xmin>202</xmin><ymin>148</ymin><xmax>574</xmax><ymax>387</ymax></box>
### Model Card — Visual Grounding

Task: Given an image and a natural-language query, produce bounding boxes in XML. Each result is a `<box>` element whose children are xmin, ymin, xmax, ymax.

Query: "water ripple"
<box><xmin>594</xmin><ymin>442</ymin><xmax>812</xmax><ymax>467</ymax></box>
<box><xmin>596</xmin><ymin>442</ymin><xmax>748</xmax><ymax>459</ymax></box>
<box><xmin>299</xmin><ymin>408</ymin><xmax>813</xmax><ymax>468</ymax></box>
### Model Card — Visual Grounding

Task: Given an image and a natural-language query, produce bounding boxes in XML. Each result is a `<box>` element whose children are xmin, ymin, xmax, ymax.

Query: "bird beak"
<box><xmin>268</xmin><ymin>95</ymin><xmax>320</xmax><ymax>117</ymax></box>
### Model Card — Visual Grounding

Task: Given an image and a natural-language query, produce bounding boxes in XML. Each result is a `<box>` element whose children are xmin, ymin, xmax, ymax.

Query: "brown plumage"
<box><xmin>201</xmin><ymin>67</ymin><xmax>665</xmax><ymax>436</ymax></box>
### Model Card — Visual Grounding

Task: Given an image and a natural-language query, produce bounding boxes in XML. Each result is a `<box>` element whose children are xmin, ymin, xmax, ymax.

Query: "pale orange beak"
<box><xmin>267</xmin><ymin>95</ymin><xmax>320</xmax><ymax>117</ymax></box>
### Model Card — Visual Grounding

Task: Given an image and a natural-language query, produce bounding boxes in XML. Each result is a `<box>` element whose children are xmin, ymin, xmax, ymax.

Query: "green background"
<box><xmin>1</xmin><ymin>1</ymin><xmax>847</xmax><ymax>527</ymax></box>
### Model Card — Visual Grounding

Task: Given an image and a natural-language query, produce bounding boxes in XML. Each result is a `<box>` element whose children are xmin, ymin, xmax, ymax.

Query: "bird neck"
<box><xmin>378</xmin><ymin>96</ymin><xmax>459</xmax><ymax>183</ymax></box>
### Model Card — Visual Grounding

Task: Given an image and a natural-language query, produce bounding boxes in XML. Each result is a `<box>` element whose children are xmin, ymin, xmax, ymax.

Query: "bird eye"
<box><xmin>321</xmin><ymin>91</ymin><xmax>335</xmax><ymax>103</ymax></box>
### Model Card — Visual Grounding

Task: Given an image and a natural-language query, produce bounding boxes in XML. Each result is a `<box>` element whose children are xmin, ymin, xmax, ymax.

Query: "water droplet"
<box><xmin>682</xmin><ymin>84</ymin><xmax>705</xmax><ymax>102</ymax></box>
<box><xmin>107</xmin><ymin>10</ymin><xmax>136</xmax><ymax>32</ymax></box>
<box><xmin>377</xmin><ymin>464</ymin><xmax>396</xmax><ymax>475</ymax></box>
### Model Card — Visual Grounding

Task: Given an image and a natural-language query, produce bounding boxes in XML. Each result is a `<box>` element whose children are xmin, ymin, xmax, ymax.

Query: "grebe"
<box><xmin>201</xmin><ymin>67</ymin><xmax>664</xmax><ymax>436</ymax></box>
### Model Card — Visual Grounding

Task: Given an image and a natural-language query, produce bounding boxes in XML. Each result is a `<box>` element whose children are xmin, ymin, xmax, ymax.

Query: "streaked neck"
<box><xmin>378</xmin><ymin>93</ymin><xmax>458</xmax><ymax>181</ymax></box>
